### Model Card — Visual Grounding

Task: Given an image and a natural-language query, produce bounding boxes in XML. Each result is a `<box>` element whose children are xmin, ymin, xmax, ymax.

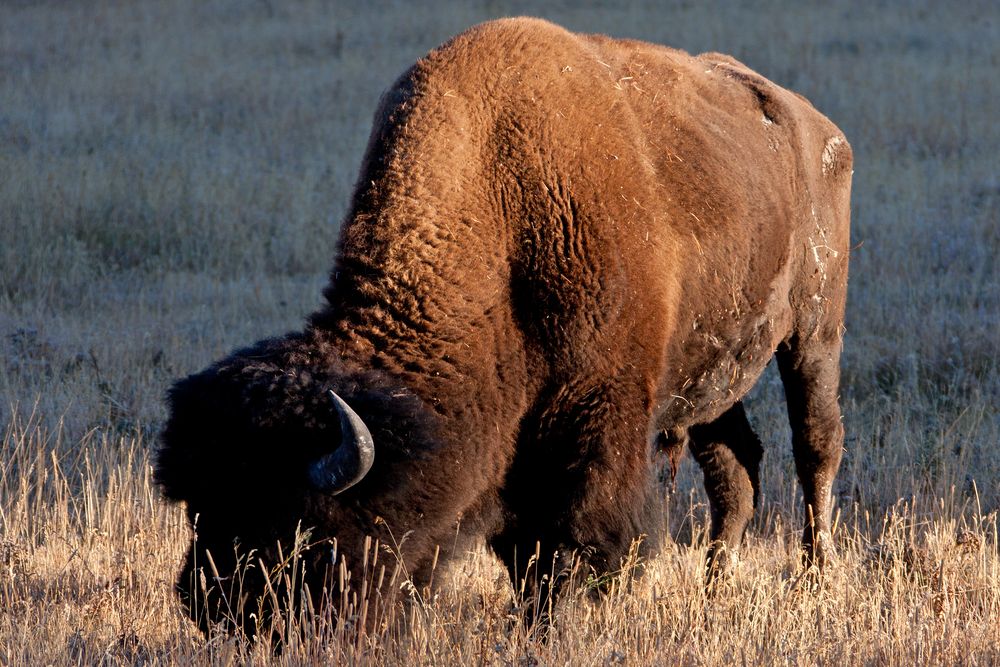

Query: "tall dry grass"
<box><xmin>1</xmin><ymin>0</ymin><xmax>997</xmax><ymax>663</ymax></box>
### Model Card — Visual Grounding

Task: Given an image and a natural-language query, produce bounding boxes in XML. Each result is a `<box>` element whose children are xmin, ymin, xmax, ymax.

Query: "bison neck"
<box><xmin>311</xmin><ymin>59</ymin><xmax>533</xmax><ymax>435</ymax></box>
<box><xmin>306</xmin><ymin>139</ymin><xmax>528</xmax><ymax>545</ymax></box>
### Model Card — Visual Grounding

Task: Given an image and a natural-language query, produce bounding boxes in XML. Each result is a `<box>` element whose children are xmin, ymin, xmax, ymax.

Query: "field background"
<box><xmin>1</xmin><ymin>0</ymin><xmax>998</xmax><ymax>663</ymax></box>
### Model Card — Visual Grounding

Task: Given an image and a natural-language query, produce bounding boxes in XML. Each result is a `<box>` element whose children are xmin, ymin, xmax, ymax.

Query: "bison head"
<box><xmin>154</xmin><ymin>334</ymin><xmax>428</xmax><ymax>640</ymax></box>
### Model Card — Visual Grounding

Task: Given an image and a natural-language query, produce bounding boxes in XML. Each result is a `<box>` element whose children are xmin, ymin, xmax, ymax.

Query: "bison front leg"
<box><xmin>689</xmin><ymin>401</ymin><xmax>763</xmax><ymax>583</ymax></box>
<box><xmin>776</xmin><ymin>333</ymin><xmax>844</xmax><ymax>570</ymax></box>
<box><xmin>491</xmin><ymin>379</ymin><xmax>658</xmax><ymax>626</ymax></box>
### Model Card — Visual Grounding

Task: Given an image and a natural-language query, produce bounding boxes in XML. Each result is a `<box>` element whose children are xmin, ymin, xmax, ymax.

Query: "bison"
<box><xmin>155</xmin><ymin>17</ymin><xmax>852</xmax><ymax>636</ymax></box>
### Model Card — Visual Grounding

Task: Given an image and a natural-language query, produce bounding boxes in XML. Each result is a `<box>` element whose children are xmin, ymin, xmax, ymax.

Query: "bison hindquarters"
<box><xmin>690</xmin><ymin>329</ymin><xmax>846</xmax><ymax>580</ymax></box>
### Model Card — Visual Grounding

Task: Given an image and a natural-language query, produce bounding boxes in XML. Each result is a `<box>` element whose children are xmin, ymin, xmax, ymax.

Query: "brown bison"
<box><xmin>155</xmin><ymin>17</ymin><xmax>852</xmax><ymax>635</ymax></box>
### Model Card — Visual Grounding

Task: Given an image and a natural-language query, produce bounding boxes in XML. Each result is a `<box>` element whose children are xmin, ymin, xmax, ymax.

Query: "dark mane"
<box><xmin>155</xmin><ymin>332</ymin><xmax>442</xmax><ymax>508</ymax></box>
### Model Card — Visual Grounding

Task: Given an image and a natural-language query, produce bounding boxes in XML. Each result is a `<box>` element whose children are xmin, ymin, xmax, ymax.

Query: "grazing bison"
<box><xmin>156</xmin><ymin>17</ymin><xmax>852</xmax><ymax>635</ymax></box>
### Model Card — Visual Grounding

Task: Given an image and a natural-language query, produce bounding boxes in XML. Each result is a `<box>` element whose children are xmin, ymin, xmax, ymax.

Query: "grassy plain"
<box><xmin>1</xmin><ymin>0</ymin><xmax>998</xmax><ymax>663</ymax></box>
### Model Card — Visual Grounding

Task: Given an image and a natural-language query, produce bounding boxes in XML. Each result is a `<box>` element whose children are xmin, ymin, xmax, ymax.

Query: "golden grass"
<box><xmin>2</xmin><ymin>412</ymin><xmax>998</xmax><ymax>664</ymax></box>
<box><xmin>1</xmin><ymin>0</ymin><xmax>998</xmax><ymax>663</ymax></box>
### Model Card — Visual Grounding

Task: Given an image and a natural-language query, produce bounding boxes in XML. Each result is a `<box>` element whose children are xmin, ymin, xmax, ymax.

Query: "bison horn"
<box><xmin>307</xmin><ymin>390</ymin><xmax>375</xmax><ymax>494</ymax></box>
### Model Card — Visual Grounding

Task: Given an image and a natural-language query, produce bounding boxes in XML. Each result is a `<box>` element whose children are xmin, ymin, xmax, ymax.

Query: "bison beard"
<box><xmin>155</xmin><ymin>17</ymin><xmax>852</xmax><ymax>639</ymax></box>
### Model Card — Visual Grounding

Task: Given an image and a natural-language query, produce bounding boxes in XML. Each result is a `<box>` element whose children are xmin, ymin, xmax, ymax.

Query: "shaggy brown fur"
<box><xmin>156</xmin><ymin>17</ymin><xmax>852</xmax><ymax>635</ymax></box>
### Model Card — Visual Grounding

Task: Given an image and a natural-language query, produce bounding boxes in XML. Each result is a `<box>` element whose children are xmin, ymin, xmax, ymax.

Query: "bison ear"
<box><xmin>307</xmin><ymin>390</ymin><xmax>375</xmax><ymax>494</ymax></box>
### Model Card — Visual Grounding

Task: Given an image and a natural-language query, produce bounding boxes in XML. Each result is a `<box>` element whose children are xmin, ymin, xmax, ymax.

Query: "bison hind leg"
<box><xmin>688</xmin><ymin>401</ymin><xmax>763</xmax><ymax>584</ymax></box>
<box><xmin>776</xmin><ymin>332</ymin><xmax>845</xmax><ymax>571</ymax></box>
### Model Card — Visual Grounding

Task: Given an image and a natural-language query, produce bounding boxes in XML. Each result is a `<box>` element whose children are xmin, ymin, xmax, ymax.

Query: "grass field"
<box><xmin>1</xmin><ymin>0</ymin><xmax>998</xmax><ymax>663</ymax></box>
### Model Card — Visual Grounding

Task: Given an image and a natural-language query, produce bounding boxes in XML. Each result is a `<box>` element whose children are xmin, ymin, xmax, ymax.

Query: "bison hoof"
<box><xmin>793</xmin><ymin>530</ymin><xmax>836</xmax><ymax>592</ymax></box>
<box><xmin>704</xmin><ymin>541</ymin><xmax>739</xmax><ymax>593</ymax></box>
<box><xmin>802</xmin><ymin>529</ymin><xmax>836</xmax><ymax>570</ymax></box>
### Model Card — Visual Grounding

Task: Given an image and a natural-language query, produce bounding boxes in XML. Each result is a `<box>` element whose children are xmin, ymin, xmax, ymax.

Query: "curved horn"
<box><xmin>307</xmin><ymin>390</ymin><xmax>375</xmax><ymax>494</ymax></box>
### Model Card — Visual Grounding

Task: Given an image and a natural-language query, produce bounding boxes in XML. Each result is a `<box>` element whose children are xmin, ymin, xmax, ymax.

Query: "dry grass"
<box><xmin>1</xmin><ymin>0</ymin><xmax>997</xmax><ymax>664</ymax></box>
